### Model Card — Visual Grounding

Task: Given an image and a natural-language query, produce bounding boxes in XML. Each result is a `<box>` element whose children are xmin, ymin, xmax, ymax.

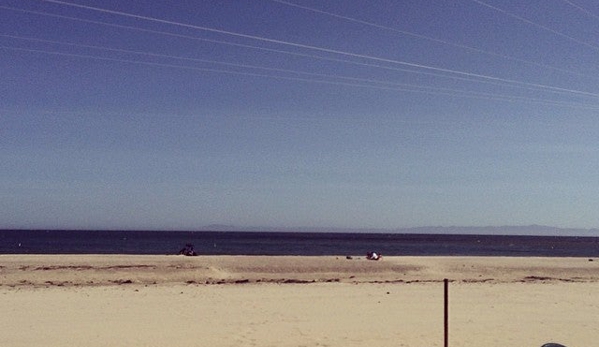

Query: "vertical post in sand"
<box><xmin>444</xmin><ymin>278</ymin><xmax>449</xmax><ymax>347</ymax></box>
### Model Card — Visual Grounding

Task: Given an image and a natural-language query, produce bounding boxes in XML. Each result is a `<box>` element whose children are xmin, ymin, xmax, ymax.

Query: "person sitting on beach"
<box><xmin>366</xmin><ymin>252</ymin><xmax>381</xmax><ymax>261</ymax></box>
<box><xmin>178</xmin><ymin>243</ymin><xmax>197</xmax><ymax>256</ymax></box>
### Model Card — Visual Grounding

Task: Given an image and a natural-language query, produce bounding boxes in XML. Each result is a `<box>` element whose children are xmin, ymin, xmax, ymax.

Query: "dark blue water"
<box><xmin>1</xmin><ymin>230</ymin><xmax>598</xmax><ymax>257</ymax></box>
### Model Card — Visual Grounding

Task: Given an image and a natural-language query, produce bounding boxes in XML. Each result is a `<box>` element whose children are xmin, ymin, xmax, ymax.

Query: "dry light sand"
<box><xmin>1</xmin><ymin>255</ymin><xmax>599</xmax><ymax>347</ymax></box>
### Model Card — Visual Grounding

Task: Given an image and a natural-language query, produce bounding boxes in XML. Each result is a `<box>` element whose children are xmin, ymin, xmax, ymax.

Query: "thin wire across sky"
<box><xmin>2</xmin><ymin>0</ymin><xmax>598</xmax><ymax>109</ymax></box>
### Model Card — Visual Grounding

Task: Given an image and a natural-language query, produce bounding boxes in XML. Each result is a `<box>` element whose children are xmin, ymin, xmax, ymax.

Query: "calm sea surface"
<box><xmin>1</xmin><ymin>230</ymin><xmax>598</xmax><ymax>257</ymax></box>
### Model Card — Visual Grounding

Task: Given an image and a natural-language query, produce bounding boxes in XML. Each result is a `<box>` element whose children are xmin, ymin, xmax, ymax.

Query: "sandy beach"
<box><xmin>1</xmin><ymin>255</ymin><xmax>598</xmax><ymax>347</ymax></box>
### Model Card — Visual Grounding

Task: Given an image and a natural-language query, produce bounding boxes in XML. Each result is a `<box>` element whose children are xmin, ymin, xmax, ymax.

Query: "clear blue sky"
<box><xmin>2</xmin><ymin>0</ymin><xmax>599</xmax><ymax>231</ymax></box>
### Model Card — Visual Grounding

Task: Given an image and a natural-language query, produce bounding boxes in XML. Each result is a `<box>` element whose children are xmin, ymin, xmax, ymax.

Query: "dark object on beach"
<box><xmin>178</xmin><ymin>243</ymin><xmax>197</xmax><ymax>256</ymax></box>
<box><xmin>346</xmin><ymin>256</ymin><xmax>353</xmax><ymax>260</ymax></box>
<box><xmin>541</xmin><ymin>343</ymin><xmax>567</xmax><ymax>347</ymax></box>
<box><xmin>366</xmin><ymin>252</ymin><xmax>381</xmax><ymax>260</ymax></box>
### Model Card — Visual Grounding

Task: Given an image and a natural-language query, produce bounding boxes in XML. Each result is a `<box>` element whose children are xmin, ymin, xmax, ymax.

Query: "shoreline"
<box><xmin>2</xmin><ymin>255</ymin><xmax>598</xmax><ymax>287</ymax></box>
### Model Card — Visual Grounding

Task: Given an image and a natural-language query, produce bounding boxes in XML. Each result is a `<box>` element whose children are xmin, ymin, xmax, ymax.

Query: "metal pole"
<box><xmin>444</xmin><ymin>278</ymin><xmax>449</xmax><ymax>347</ymax></box>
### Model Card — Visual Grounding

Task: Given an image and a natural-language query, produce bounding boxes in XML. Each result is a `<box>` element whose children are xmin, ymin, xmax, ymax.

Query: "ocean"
<box><xmin>1</xmin><ymin>230</ymin><xmax>598</xmax><ymax>257</ymax></box>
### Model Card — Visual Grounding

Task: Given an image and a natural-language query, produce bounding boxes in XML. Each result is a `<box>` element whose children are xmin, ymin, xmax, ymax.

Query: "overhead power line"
<box><xmin>6</xmin><ymin>4</ymin><xmax>589</xmax><ymax>94</ymax></box>
<box><xmin>2</xmin><ymin>44</ymin><xmax>598</xmax><ymax>110</ymax></box>
<box><xmin>5</xmin><ymin>33</ymin><xmax>594</xmax><ymax>102</ymax></box>
<box><xmin>38</xmin><ymin>0</ymin><xmax>598</xmax><ymax>98</ymax></box>
<box><xmin>270</xmin><ymin>0</ymin><xmax>589</xmax><ymax>78</ymax></box>
<box><xmin>470</xmin><ymin>0</ymin><xmax>599</xmax><ymax>52</ymax></box>
<box><xmin>561</xmin><ymin>0</ymin><xmax>599</xmax><ymax>21</ymax></box>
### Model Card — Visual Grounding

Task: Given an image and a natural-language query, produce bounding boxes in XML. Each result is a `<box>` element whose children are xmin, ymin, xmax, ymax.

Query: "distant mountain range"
<box><xmin>199</xmin><ymin>224</ymin><xmax>599</xmax><ymax>237</ymax></box>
